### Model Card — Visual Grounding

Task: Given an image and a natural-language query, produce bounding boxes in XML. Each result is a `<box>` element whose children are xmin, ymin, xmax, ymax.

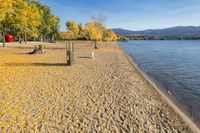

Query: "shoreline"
<box><xmin>117</xmin><ymin>43</ymin><xmax>200</xmax><ymax>133</ymax></box>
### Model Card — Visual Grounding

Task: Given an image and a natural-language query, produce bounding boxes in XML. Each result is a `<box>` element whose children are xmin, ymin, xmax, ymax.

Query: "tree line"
<box><xmin>60</xmin><ymin>20</ymin><xmax>117</xmax><ymax>42</ymax></box>
<box><xmin>0</xmin><ymin>1</ymin><xmax>117</xmax><ymax>48</ymax></box>
<box><xmin>60</xmin><ymin>15</ymin><xmax>117</xmax><ymax>49</ymax></box>
<box><xmin>0</xmin><ymin>0</ymin><xmax>60</xmax><ymax>47</ymax></box>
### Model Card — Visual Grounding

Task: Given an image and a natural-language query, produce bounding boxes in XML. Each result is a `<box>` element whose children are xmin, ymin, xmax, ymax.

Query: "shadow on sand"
<box><xmin>77</xmin><ymin>56</ymin><xmax>91</xmax><ymax>59</ymax></box>
<box><xmin>5</xmin><ymin>63</ymin><xmax>68</xmax><ymax>67</ymax></box>
<box><xmin>8</xmin><ymin>46</ymin><xmax>66</xmax><ymax>50</ymax></box>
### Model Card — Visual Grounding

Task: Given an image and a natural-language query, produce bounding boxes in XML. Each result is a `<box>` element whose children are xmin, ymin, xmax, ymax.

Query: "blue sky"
<box><xmin>40</xmin><ymin>0</ymin><xmax>200</xmax><ymax>31</ymax></box>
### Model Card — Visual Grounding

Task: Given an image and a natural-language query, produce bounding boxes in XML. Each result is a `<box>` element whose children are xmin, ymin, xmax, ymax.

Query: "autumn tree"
<box><xmin>78</xmin><ymin>23</ymin><xmax>83</xmax><ymax>33</ymax></box>
<box><xmin>15</xmin><ymin>1</ymin><xmax>41</xmax><ymax>44</ymax></box>
<box><xmin>59</xmin><ymin>31</ymin><xmax>74</xmax><ymax>41</ymax></box>
<box><xmin>49</xmin><ymin>16</ymin><xmax>60</xmax><ymax>42</ymax></box>
<box><xmin>0</xmin><ymin>0</ymin><xmax>15</xmax><ymax>47</ymax></box>
<box><xmin>59</xmin><ymin>32</ymin><xmax>68</xmax><ymax>40</ymax></box>
<box><xmin>27</xmin><ymin>3</ymin><xmax>41</xmax><ymax>42</ymax></box>
<box><xmin>0</xmin><ymin>0</ymin><xmax>59</xmax><ymax>45</ymax></box>
<box><xmin>65</xmin><ymin>21</ymin><xmax>79</xmax><ymax>40</ymax></box>
<box><xmin>103</xmin><ymin>29</ymin><xmax>117</xmax><ymax>42</ymax></box>
<box><xmin>0</xmin><ymin>0</ymin><xmax>42</xmax><ymax>46</ymax></box>
<box><xmin>86</xmin><ymin>14</ymin><xmax>108</xmax><ymax>48</ymax></box>
<box><xmin>37</xmin><ymin>5</ymin><xmax>53</xmax><ymax>41</ymax></box>
<box><xmin>32</xmin><ymin>1</ymin><xmax>60</xmax><ymax>42</ymax></box>
<box><xmin>78</xmin><ymin>29</ymin><xmax>88</xmax><ymax>40</ymax></box>
<box><xmin>0</xmin><ymin>0</ymin><xmax>15</xmax><ymax>21</ymax></box>
<box><xmin>85</xmin><ymin>22</ymin><xmax>104</xmax><ymax>49</ymax></box>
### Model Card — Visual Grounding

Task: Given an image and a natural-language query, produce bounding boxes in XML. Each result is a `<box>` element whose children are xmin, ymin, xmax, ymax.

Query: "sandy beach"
<box><xmin>0</xmin><ymin>42</ymin><xmax>191</xmax><ymax>132</ymax></box>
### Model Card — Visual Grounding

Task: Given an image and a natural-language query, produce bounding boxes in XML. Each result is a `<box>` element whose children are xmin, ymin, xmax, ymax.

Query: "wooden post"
<box><xmin>70</xmin><ymin>41</ymin><xmax>72</xmax><ymax>52</ymax></box>
<box><xmin>66</xmin><ymin>41</ymin><xmax>75</xmax><ymax>66</ymax></box>
<box><xmin>66</xmin><ymin>41</ymin><xmax>68</xmax><ymax>64</ymax></box>
<box><xmin>72</xmin><ymin>41</ymin><xmax>75</xmax><ymax>60</ymax></box>
<box><xmin>70</xmin><ymin>42</ymin><xmax>75</xmax><ymax>65</ymax></box>
<box><xmin>66</xmin><ymin>41</ymin><xmax>69</xmax><ymax>50</ymax></box>
<box><xmin>67</xmin><ymin>51</ymin><xmax>70</xmax><ymax>65</ymax></box>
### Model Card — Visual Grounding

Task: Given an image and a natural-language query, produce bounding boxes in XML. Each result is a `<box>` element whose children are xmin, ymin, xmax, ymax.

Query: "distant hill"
<box><xmin>112</xmin><ymin>26</ymin><xmax>200</xmax><ymax>38</ymax></box>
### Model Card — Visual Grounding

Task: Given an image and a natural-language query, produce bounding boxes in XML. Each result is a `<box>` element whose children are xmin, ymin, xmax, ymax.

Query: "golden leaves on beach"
<box><xmin>0</xmin><ymin>43</ymin><xmax>69</xmax><ymax>132</ymax></box>
<box><xmin>0</xmin><ymin>42</ymin><xmax>190</xmax><ymax>132</ymax></box>
<box><xmin>96</xmin><ymin>48</ymin><xmax>117</xmax><ymax>52</ymax></box>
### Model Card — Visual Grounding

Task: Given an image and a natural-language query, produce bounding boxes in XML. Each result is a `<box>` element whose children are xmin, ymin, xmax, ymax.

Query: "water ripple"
<box><xmin>119</xmin><ymin>40</ymin><xmax>200</xmax><ymax>127</ymax></box>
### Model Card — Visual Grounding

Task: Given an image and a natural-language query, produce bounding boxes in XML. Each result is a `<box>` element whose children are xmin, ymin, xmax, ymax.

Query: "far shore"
<box><xmin>0</xmin><ymin>41</ymin><xmax>192</xmax><ymax>132</ymax></box>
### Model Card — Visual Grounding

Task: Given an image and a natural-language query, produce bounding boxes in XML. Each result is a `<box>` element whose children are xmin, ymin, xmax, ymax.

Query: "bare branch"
<box><xmin>91</xmin><ymin>13</ymin><xmax>107</xmax><ymax>25</ymax></box>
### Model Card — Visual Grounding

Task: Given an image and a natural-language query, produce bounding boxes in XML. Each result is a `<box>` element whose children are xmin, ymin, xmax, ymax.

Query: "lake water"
<box><xmin>119</xmin><ymin>40</ymin><xmax>200</xmax><ymax>127</ymax></box>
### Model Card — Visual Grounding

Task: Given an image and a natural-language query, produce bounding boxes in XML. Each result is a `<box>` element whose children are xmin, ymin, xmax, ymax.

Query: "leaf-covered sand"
<box><xmin>0</xmin><ymin>42</ymin><xmax>191</xmax><ymax>132</ymax></box>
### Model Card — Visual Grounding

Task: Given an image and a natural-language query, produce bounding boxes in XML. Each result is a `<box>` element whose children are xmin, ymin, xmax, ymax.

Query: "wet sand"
<box><xmin>0</xmin><ymin>42</ymin><xmax>191</xmax><ymax>132</ymax></box>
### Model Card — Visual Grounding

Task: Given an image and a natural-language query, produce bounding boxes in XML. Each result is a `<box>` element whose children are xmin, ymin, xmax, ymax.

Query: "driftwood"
<box><xmin>29</xmin><ymin>45</ymin><xmax>46</xmax><ymax>54</ymax></box>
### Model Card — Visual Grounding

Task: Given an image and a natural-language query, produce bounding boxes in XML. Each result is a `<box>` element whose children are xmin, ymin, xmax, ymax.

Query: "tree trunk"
<box><xmin>18</xmin><ymin>36</ymin><xmax>20</xmax><ymax>43</ymax></box>
<box><xmin>2</xmin><ymin>33</ymin><xmax>5</xmax><ymax>47</ymax></box>
<box><xmin>52</xmin><ymin>35</ymin><xmax>54</xmax><ymax>42</ymax></box>
<box><xmin>94</xmin><ymin>41</ymin><xmax>98</xmax><ymax>49</ymax></box>
<box><xmin>22</xmin><ymin>34</ymin><xmax>25</xmax><ymax>43</ymax></box>
<box><xmin>2</xmin><ymin>27</ymin><xmax>6</xmax><ymax>47</ymax></box>
<box><xmin>19</xmin><ymin>35</ymin><xmax>22</xmax><ymax>44</ymax></box>
<box><xmin>25</xmin><ymin>33</ymin><xmax>27</xmax><ymax>44</ymax></box>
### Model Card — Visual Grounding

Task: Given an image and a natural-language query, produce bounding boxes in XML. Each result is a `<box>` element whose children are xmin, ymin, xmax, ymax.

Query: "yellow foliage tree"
<box><xmin>28</xmin><ymin>3</ymin><xmax>41</xmax><ymax>38</ymax></box>
<box><xmin>85</xmin><ymin>22</ymin><xmax>105</xmax><ymax>48</ymax></box>
<box><xmin>103</xmin><ymin>29</ymin><xmax>117</xmax><ymax>42</ymax></box>
<box><xmin>0</xmin><ymin>0</ymin><xmax>15</xmax><ymax>21</ymax></box>
<box><xmin>65</xmin><ymin>21</ymin><xmax>79</xmax><ymax>40</ymax></box>
<box><xmin>86</xmin><ymin>22</ymin><xmax>103</xmax><ymax>41</ymax></box>
<box><xmin>0</xmin><ymin>0</ymin><xmax>16</xmax><ymax>46</ymax></box>
<box><xmin>49</xmin><ymin>16</ymin><xmax>60</xmax><ymax>42</ymax></box>
<box><xmin>78</xmin><ymin>29</ymin><xmax>88</xmax><ymax>40</ymax></box>
<box><xmin>15</xmin><ymin>1</ymin><xmax>41</xmax><ymax>44</ymax></box>
<box><xmin>59</xmin><ymin>32</ymin><xmax>67</xmax><ymax>40</ymax></box>
<box><xmin>0</xmin><ymin>0</ymin><xmax>41</xmax><ymax>46</ymax></box>
<box><xmin>59</xmin><ymin>31</ymin><xmax>75</xmax><ymax>40</ymax></box>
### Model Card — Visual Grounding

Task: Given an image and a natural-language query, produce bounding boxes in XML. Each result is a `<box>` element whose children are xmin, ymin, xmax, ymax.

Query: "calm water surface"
<box><xmin>119</xmin><ymin>40</ymin><xmax>200</xmax><ymax>127</ymax></box>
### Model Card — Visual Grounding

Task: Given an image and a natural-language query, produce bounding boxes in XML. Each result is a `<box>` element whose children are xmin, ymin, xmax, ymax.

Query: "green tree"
<box><xmin>38</xmin><ymin>5</ymin><xmax>52</xmax><ymax>41</ymax></box>
<box><xmin>49</xmin><ymin>16</ymin><xmax>60</xmax><ymax>42</ymax></box>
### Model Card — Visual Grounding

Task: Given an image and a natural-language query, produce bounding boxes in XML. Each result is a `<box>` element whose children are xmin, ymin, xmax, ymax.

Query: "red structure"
<box><xmin>5</xmin><ymin>34</ymin><xmax>14</xmax><ymax>42</ymax></box>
